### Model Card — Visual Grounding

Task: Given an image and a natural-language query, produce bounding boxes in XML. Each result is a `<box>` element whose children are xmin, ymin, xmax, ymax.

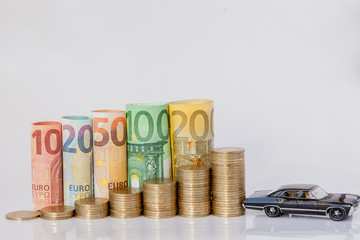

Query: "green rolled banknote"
<box><xmin>126</xmin><ymin>103</ymin><xmax>172</xmax><ymax>188</ymax></box>
<box><xmin>62</xmin><ymin>116</ymin><xmax>93</xmax><ymax>206</ymax></box>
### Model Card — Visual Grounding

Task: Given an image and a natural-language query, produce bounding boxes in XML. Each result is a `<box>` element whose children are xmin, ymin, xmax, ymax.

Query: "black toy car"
<box><xmin>243</xmin><ymin>184</ymin><xmax>360</xmax><ymax>221</ymax></box>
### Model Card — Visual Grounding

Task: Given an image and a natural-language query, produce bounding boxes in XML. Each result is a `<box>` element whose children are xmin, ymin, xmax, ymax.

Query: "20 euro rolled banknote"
<box><xmin>126</xmin><ymin>103</ymin><xmax>171</xmax><ymax>188</ymax></box>
<box><xmin>92</xmin><ymin>110</ymin><xmax>127</xmax><ymax>198</ymax></box>
<box><xmin>31</xmin><ymin>121</ymin><xmax>63</xmax><ymax>210</ymax></box>
<box><xmin>168</xmin><ymin>99</ymin><xmax>214</xmax><ymax>177</ymax></box>
<box><xmin>62</xmin><ymin>116</ymin><xmax>93</xmax><ymax>206</ymax></box>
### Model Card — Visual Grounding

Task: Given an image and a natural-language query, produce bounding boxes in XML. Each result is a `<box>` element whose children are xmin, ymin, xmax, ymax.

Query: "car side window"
<box><xmin>280</xmin><ymin>191</ymin><xmax>298</xmax><ymax>198</ymax></box>
<box><xmin>270</xmin><ymin>191</ymin><xmax>284</xmax><ymax>197</ymax></box>
<box><xmin>294</xmin><ymin>191</ymin><xmax>305</xmax><ymax>198</ymax></box>
<box><xmin>295</xmin><ymin>191</ymin><xmax>313</xmax><ymax>199</ymax></box>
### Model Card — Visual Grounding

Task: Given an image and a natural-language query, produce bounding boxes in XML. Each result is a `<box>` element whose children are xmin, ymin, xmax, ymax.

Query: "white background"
<box><xmin>1</xmin><ymin>0</ymin><xmax>360</xmax><ymax>239</ymax></box>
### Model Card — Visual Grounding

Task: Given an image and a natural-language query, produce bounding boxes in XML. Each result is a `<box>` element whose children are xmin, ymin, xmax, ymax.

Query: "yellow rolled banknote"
<box><xmin>168</xmin><ymin>99</ymin><xmax>214</xmax><ymax>177</ymax></box>
<box><xmin>92</xmin><ymin>110</ymin><xmax>127</xmax><ymax>198</ymax></box>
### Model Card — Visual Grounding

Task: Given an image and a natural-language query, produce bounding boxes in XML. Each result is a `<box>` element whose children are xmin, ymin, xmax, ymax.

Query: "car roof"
<box><xmin>276</xmin><ymin>184</ymin><xmax>318</xmax><ymax>192</ymax></box>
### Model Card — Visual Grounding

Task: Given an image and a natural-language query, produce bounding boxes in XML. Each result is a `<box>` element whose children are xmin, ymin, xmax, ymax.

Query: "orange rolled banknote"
<box><xmin>31</xmin><ymin>121</ymin><xmax>63</xmax><ymax>210</ymax></box>
<box><xmin>92</xmin><ymin>110</ymin><xmax>127</xmax><ymax>198</ymax></box>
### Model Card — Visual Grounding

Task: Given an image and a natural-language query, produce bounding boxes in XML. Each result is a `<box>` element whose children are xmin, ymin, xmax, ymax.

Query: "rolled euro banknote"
<box><xmin>92</xmin><ymin>110</ymin><xmax>127</xmax><ymax>198</ymax></box>
<box><xmin>168</xmin><ymin>99</ymin><xmax>214</xmax><ymax>177</ymax></box>
<box><xmin>126</xmin><ymin>103</ymin><xmax>171</xmax><ymax>188</ymax></box>
<box><xmin>62</xmin><ymin>116</ymin><xmax>93</xmax><ymax>206</ymax></box>
<box><xmin>31</xmin><ymin>121</ymin><xmax>63</xmax><ymax>210</ymax></box>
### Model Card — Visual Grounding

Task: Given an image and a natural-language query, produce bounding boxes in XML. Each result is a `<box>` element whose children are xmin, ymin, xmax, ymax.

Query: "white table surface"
<box><xmin>1</xmin><ymin>209</ymin><xmax>360</xmax><ymax>240</ymax></box>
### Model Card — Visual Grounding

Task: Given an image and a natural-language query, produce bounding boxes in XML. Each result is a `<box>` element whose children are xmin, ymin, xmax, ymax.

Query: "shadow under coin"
<box><xmin>74</xmin><ymin>217</ymin><xmax>111</xmax><ymax>239</ymax></box>
<box><xmin>209</xmin><ymin>215</ymin><xmax>247</xmax><ymax>240</ymax></box>
<box><xmin>177</xmin><ymin>216</ymin><xmax>211</xmax><ymax>240</ymax></box>
<box><xmin>143</xmin><ymin>216</ymin><xmax>179</xmax><ymax>240</ymax></box>
<box><xmin>33</xmin><ymin>218</ymin><xmax>75</xmax><ymax>240</ymax></box>
<box><xmin>109</xmin><ymin>216</ymin><xmax>145</xmax><ymax>240</ymax></box>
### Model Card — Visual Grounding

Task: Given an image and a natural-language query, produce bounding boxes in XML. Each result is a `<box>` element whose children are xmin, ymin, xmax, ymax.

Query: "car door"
<box><xmin>295</xmin><ymin>191</ymin><xmax>322</xmax><ymax>215</ymax></box>
<box><xmin>277</xmin><ymin>190</ymin><xmax>299</xmax><ymax>214</ymax></box>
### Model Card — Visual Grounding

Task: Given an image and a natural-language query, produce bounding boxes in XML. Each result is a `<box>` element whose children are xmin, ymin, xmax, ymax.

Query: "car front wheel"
<box><xmin>264</xmin><ymin>206</ymin><xmax>281</xmax><ymax>218</ymax></box>
<box><xmin>329</xmin><ymin>208</ymin><xmax>346</xmax><ymax>221</ymax></box>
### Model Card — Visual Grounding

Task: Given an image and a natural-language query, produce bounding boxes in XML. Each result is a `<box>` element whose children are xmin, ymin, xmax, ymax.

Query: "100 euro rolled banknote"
<box><xmin>92</xmin><ymin>110</ymin><xmax>127</xmax><ymax>198</ymax></box>
<box><xmin>31</xmin><ymin>121</ymin><xmax>63</xmax><ymax>210</ymax></box>
<box><xmin>126</xmin><ymin>103</ymin><xmax>171</xmax><ymax>188</ymax></box>
<box><xmin>168</xmin><ymin>99</ymin><xmax>214</xmax><ymax>177</ymax></box>
<box><xmin>62</xmin><ymin>116</ymin><xmax>93</xmax><ymax>206</ymax></box>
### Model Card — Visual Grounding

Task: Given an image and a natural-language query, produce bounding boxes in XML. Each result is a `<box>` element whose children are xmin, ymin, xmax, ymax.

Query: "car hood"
<box><xmin>320</xmin><ymin>193</ymin><xmax>360</xmax><ymax>206</ymax></box>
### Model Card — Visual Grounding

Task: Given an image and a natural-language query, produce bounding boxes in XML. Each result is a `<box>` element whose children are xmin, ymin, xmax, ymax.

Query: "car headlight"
<box><xmin>349</xmin><ymin>206</ymin><xmax>355</xmax><ymax>216</ymax></box>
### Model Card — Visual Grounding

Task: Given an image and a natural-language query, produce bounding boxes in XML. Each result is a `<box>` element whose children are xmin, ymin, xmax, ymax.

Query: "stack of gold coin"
<box><xmin>75</xmin><ymin>198</ymin><xmax>109</xmax><ymax>219</ymax></box>
<box><xmin>177</xmin><ymin>165</ymin><xmax>211</xmax><ymax>218</ymax></box>
<box><xmin>211</xmin><ymin>147</ymin><xmax>246</xmax><ymax>217</ymax></box>
<box><xmin>143</xmin><ymin>178</ymin><xmax>177</xmax><ymax>219</ymax></box>
<box><xmin>40</xmin><ymin>206</ymin><xmax>75</xmax><ymax>220</ymax></box>
<box><xmin>109</xmin><ymin>187</ymin><xmax>142</xmax><ymax>218</ymax></box>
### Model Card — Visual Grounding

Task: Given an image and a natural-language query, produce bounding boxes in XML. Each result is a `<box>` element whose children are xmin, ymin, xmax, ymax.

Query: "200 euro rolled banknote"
<box><xmin>168</xmin><ymin>99</ymin><xmax>214</xmax><ymax>177</ymax></box>
<box><xmin>92</xmin><ymin>110</ymin><xmax>127</xmax><ymax>198</ymax></box>
<box><xmin>62</xmin><ymin>116</ymin><xmax>93</xmax><ymax>206</ymax></box>
<box><xmin>126</xmin><ymin>103</ymin><xmax>171</xmax><ymax>188</ymax></box>
<box><xmin>31</xmin><ymin>121</ymin><xmax>63</xmax><ymax>210</ymax></box>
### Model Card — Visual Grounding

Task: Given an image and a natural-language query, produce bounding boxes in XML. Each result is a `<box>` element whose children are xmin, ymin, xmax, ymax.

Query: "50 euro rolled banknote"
<box><xmin>92</xmin><ymin>110</ymin><xmax>127</xmax><ymax>198</ymax></box>
<box><xmin>31</xmin><ymin>121</ymin><xmax>63</xmax><ymax>210</ymax></box>
<box><xmin>168</xmin><ymin>99</ymin><xmax>214</xmax><ymax>177</ymax></box>
<box><xmin>62</xmin><ymin>116</ymin><xmax>93</xmax><ymax>206</ymax></box>
<box><xmin>126</xmin><ymin>103</ymin><xmax>171</xmax><ymax>188</ymax></box>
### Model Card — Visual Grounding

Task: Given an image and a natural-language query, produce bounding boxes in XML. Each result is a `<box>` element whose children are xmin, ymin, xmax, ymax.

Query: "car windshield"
<box><xmin>310</xmin><ymin>186</ymin><xmax>328</xmax><ymax>199</ymax></box>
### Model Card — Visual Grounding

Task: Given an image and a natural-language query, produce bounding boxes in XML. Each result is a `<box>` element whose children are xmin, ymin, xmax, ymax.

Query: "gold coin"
<box><xmin>211</xmin><ymin>147</ymin><xmax>245</xmax><ymax>154</ymax></box>
<box><xmin>178</xmin><ymin>212</ymin><xmax>210</xmax><ymax>218</ymax></box>
<box><xmin>110</xmin><ymin>201</ymin><xmax>142</xmax><ymax>207</ymax></box>
<box><xmin>143</xmin><ymin>178</ymin><xmax>176</xmax><ymax>186</ymax></box>
<box><xmin>75</xmin><ymin>214</ymin><xmax>108</xmax><ymax>220</ymax></box>
<box><xmin>212</xmin><ymin>212</ymin><xmax>245</xmax><ymax>218</ymax></box>
<box><xmin>110</xmin><ymin>196</ymin><xmax>142</xmax><ymax>201</ymax></box>
<box><xmin>6</xmin><ymin>211</ymin><xmax>40</xmax><ymax>221</ymax></box>
<box><xmin>110</xmin><ymin>210</ymin><xmax>142</xmax><ymax>219</ymax></box>
<box><xmin>144</xmin><ymin>204</ymin><xmax>177</xmax><ymax>210</ymax></box>
<box><xmin>41</xmin><ymin>206</ymin><xmax>74</xmax><ymax>214</ymax></box>
<box><xmin>75</xmin><ymin>198</ymin><xmax>109</xmax><ymax>206</ymax></box>
<box><xmin>110</xmin><ymin>187</ymin><xmax>142</xmax><ymax>195</ymax></box>
<box><xmin>144</xmin><ymin>211</ymin><xmax>177</xmax><ymax>219</ymax></box>
<box><xmin>178</xmin><ymin>165</ymin><xmax>210</xmax><ymax>171</ymax></box>
<box><xmin>211</xmin><ymin>198</ymin><xmax>245</xmax><ymax>204</ymax></box>
<box><xmin>40</xmin><ymin>206</ymin><xmax>74</xmax><ymax>220</ymax></box>
<box><xmin>40</xmin><ymin>216</ymin><xmax>73</xmax><ymax>220</ymax></box>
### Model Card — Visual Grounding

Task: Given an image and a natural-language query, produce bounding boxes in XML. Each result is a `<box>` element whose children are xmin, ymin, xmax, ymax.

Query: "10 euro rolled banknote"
<box><xmin>92</xmin><ymin>110</ymin><xmax>127</xmax><ymax>198</ymax></box>
<box><xmin>168</xmin><ymin>99</ymin><xmax>214</xmax><ymax>177</ymax></box>
<box><xmin>31</xmin><ymin>121</ymin><xmax>63</xmax><ymax>210</ymax></box>
<box><xmin>126</xmin><ymin>103</ymin><xmax>171</xmax><ymax>188</ymax></box>
<box><xmin>62</xmin><ymin>116</ymin><xmax>93</xmax><ymax>206</ymax></box>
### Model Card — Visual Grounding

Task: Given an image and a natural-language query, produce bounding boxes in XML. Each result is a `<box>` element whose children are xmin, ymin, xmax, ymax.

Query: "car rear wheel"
<box><xmin>329</xmin><ymin>208</ymin><xmax>346</xmax><ymax>221</ymax></box>
<box><xmin>264</xmin><ymin>206</ymin><xmax>281</xmax><ymax>218</ymax></box>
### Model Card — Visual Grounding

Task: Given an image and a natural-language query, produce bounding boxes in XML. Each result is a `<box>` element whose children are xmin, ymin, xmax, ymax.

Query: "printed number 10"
<box><xmin>32</xmin><ymin>129</ymin><xmax>61</xmax><ymax>155</ymax></box>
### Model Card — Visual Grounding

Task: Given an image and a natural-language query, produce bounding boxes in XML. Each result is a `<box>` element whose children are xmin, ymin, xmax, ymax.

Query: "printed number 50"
<box><xmin>93</xmin><ymin>117</ymin><xmax>126</xmax><ymax>147</ymax></box>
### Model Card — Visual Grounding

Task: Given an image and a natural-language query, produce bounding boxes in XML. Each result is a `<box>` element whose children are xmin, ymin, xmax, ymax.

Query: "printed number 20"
<box><xmin>172</xmin><ymin>109</ymin><xmax>214</xmax><ymax>141</ymax></box>
<box><xmin>63</xmin><ymin>125</ymin><xmax>93</xmax><ymax>153</ymax></box>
